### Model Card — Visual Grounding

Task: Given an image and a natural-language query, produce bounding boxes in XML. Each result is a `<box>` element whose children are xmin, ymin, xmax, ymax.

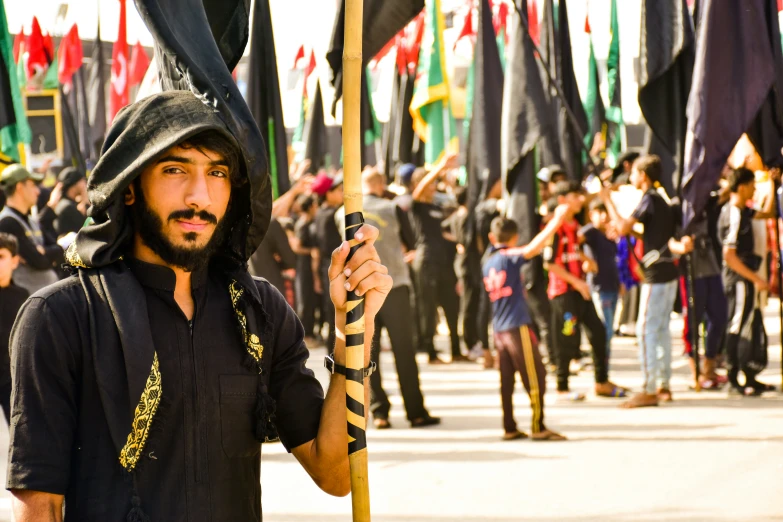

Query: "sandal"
<box><xmin>451</xmin><ymin>355</ymin><xmax>472</xmax><ymax>363</ymax></box>
<box><xmin>657</xmin><ymin>388</ymin><xmax>673</xmax><ymax>402</ymax></box>
<box><xmin>428</xmin><ymin>357</ymin><xmax>448</xmax><ymax>365</ymax></box>
<box><xmin>502</xmin><ymin>430</ymin><xmax>529</xmax><ymax>441</ymax></box>
<box><xmin>531</xmin><ymin>430</ymin><xmax>567</xmax><ymax>441</ymax></box>
<box><xmin>410</xmin><ymin>415</ymin><xmax>441</xmax><ymax>428</ymax></box>
<box><xmin>620</xmin><ymin>393</ymin><xmax>659</xmax><ymax>409</ymax></box>
<box><xmin>595</xmin><ymin>383</ymin><xmax>629</xmax><ymax>398</ymax></box>
<box><xmin>558</xmin><ymin>391</ymin><xmax>586</xmax><ymax>403</ymax></box>
<box><xmin>373</xmin><ymin>418</ymin><xmax>392</xmax><ymax>430</ymax></box>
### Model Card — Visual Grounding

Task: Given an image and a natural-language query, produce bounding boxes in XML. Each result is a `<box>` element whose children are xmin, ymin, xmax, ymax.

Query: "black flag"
<box><xmin>746</xmin><ymin>0</ymin><xmax>783</xmax><ymax>169</ymax></box>
<box><xmin>86</xmin><ymin>25</ymin><xmax>107</xmax><ymax>162</ymax></box>
<box><xmin>247</xmin><ymin>0</ymin><xmax>289</xmax><ymax>199</ymax></box>
<box><xmin>682</xmin><ymin>0</ymin><xmax>777</xmax><ymax>228</ymax></box>
<box><xmin>502</xmin><ymin>0</ymin><xmax>553</xmax><ymax>245</ymax></box>
<box><xmin>381</xmin><ymin>67</ymin><xmax>402</xmax><ymax>178</ymax></box>
<box><xmin>538</xmin><ymin>0</ymin><xmax>588</xmax><ymax>180</ymax></box>
<box><xmin>304</xmin><ymin>81</ymin><xmax>329</xmax><ymax>173</ymax></box>
<box><xmin>638</xmin><ymin>0</ymin><xmax>695</xmax><ymax>195</ymax></box>
<box><xmin>135</xmin><ymin>0</ymin><xmax>272</xmax><ymax>254</ymax></box>
<box><xmin>466</xmin><ymin>0</ymin><xmax>504</xmax><ymax>244</ymax></box>
<box><xmin>326</xmin><ymin>0</ymin><xmax>424</xmax><ymax>115</ymax></box>
<box><xmin>360</xmin><ymin>69</ymin><xmax>380</xmax><ymax>168</ymax></box>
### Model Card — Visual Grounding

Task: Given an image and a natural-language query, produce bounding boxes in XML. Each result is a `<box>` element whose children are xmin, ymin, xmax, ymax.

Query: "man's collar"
<box><xmin>125</xmin><ymin>257</ymin><xmax>209</xmax><ymax>292</ymax></box>
<box><xmin>5</xmin><ymin>203</ymin><xmax>28</xmax><ymax>217</ymax></box>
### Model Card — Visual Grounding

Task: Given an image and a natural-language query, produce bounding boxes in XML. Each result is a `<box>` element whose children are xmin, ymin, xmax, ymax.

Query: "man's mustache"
<box><xmin>168</xmin><ymin>208</ymin><xmax>218</xmax><ymax>225</ymax></box>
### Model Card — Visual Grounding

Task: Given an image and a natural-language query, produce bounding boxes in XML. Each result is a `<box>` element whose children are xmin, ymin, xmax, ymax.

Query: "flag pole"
<box><xmin>776</xmin><ymin>182</ymin><xmax>783</xmax><ymax>390</ymax></box>
<box><xmin>511</xmin><ymin>1</ymin><xmax>600</xmax><ymax>177</ymax></box>
<box><xmin>342</xmin><ymin>0</ymin><xmax>371</xmax><ymax>520</ymax></box>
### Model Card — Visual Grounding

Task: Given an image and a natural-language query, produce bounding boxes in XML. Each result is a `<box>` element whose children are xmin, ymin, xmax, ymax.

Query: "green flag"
<box><xmin>582</xmin><ymin>20</ymin><xmax>606</xmax><ymax>162</ymax></box>
<box><xmin>583</xmin><ymin>20</ymin><xmax>605</xmax><ymax>165</ymax></box>
<box><xmin>0</xmin><ymin>2</ymin><xmax>31</xmax><ymax>162</ymax></box>
<box><xmin>43</xmin><ymin>56</ymin><xmax>59</xmax><ymax>89</ymax></box>
<box><xmin>496</xmin><ymin>26</ymin><xmax>506</xmax><ymax>72</ymax></box>
<box><xmin>605</xmin><ymin>0</ymin><xmax>623</xmax><ymax>167</ymax></box>
<box><xmin>410</xmin><ymin>0</ymin><xmax>458</xmax><ymax>166</ymax></box>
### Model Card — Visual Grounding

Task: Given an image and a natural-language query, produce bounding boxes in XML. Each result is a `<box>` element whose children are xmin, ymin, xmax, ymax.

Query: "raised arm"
<box><xmin>412</xmin><ymin>153</ymin><xmax>459</xmax><ymax>202</ymax></box>
<box><xmin>503</xmin><ymin>204</ymin><xmax>568</xmax><ymax>260</ymax></box>
<box><xmin>599</xmin><ymin>187</ymin><xmax>638</xmax><ymax>237</ymax></box>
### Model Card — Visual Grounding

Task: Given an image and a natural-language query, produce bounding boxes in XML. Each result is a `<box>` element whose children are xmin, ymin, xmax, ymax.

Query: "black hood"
<box><xmin>66</xmin><ymin>90</ymin><xmax>271</xmax><ymax>269</ymax></box>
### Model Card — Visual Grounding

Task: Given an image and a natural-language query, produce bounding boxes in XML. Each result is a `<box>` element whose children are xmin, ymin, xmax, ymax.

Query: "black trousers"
<box><xmin>461</xmin><ymin>270</ymin><xmax>489</xmax><ymax>350</ymax></box>
<box><xmin>525</xmin><ymin>278</ymin><xmax>552</xmax><ymax>362</ymax></box>
<box><xmin>370</xmin><ymin>286</ymin><xmax>428</xmax><ymax>421</ymax></box>
<box><xmin>725</xmin><ymin>279</ymin><xmax>760</xmax><ymax>386</ymax></box>
<box><xmin>320</xmin><ymin>263</ymin><xmax>336</xmax><ymax>350</ymax></box>
<box><xmin>295</xmin><ymin>265</ymin><xmax>318</xmax><ymax>338</ymax></box>
<box><xmin>494</xmin><ymin>326</ymin><xmax>547</xmax><ymax>434</ymax></box>
<box><xmin>550</xmin><ymin>291</ymin><xmax>608</xmax><ymax>391</ymax></box>
<box><xmin>413</xmin><ymin>260</ymin><xmax>461</xmax><ymax>359</ymax></box>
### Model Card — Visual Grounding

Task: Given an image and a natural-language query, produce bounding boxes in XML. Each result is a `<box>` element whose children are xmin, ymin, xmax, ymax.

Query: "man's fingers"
<box><xmin>354</xmin><ymin>272</ymin><xmax>393</xmax><ymax>297</ymax></box>
<box><xmin>351</xmin><ymin>224</ymin><xmax>379</xmax><ymax>246</ymax></box>
<box><xmin>343</xmin><ymin>243</ymin><xmax>382</xmax><ymax>276</ymax></box>
<box><xmin>328</xmin><ymin>242</ymin><xmax>350</xmax><ymax>281</ymax></box>
<box><xmin>344</xmin><ymin>261</ymin><xmax>388</xmax><ymax>292</ymax></box>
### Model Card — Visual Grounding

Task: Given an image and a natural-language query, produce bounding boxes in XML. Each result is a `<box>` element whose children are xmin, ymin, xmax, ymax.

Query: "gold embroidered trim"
<box><xmin>119</xmin><ymin>353</ymin><xmax>162</xmax><ymax>472</ymax></box>
<box><xmin>229</xmin><ymin>280</ymin><xmax>264</xmax><ymax>369</ymax></box>
<box><xmin>65</xmin><ymin>243</ymin><xmax>88</xmax><ymax>268</ymax></box>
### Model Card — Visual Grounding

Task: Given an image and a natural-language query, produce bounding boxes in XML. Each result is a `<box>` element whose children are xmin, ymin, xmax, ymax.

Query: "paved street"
<box><xmin>0</xmin><ymin>308</ymin><xmax>782</xmax><ymax>521</ymax></box>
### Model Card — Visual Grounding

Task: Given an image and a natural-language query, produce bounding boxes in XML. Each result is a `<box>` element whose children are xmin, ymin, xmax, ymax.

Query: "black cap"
<box><xmin>57</xmin><ymin>167</ymin><xmax>85</xmax><ymax>191</ymax></box>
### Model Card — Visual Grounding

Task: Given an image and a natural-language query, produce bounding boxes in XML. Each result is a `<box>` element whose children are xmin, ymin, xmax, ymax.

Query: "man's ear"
<box><xmin>488</xmin><ymin>232</ymin><xmax>497</xmax><ymax>244</ymax></box>
<box><xmin>10</xmin><ymin>255</ymin><xmax>19</xmax><ymax>271</ymax></box>
<box><xmin>124</xmin><ymin>183</ymin><xmax>136</xmax><ymax>206</ymax></box>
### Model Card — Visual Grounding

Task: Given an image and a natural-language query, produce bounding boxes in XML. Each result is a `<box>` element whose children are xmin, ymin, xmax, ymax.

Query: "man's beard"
<box><xmin>132</xmin><ymin>188</ymin><xmax>230</xmax><ymax>272</ymax></box>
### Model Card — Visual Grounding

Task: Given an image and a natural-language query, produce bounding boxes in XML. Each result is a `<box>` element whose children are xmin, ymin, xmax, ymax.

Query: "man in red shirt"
<box><xmin>543</xmin><ymin>182</ymin><xmax>627</xmax><ymax>401</ymax></box>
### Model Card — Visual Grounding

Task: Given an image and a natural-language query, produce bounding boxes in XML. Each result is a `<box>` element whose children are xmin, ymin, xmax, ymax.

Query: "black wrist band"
<box><xmin>324</xmin><ymin>352</ymin><xmax>376</xmax><ymax>379</ymax></box>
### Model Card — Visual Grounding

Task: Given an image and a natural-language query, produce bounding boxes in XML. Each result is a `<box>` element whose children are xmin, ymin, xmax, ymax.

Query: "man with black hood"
<box><xmin>53</xmin><ymin>166</ymin><xmax>89</xmax><ymax>237</ymax></box>
<box><xmin>6</xmin><ymin>91</ymin><xmax>392</xmax><ymax>521</ymax></box>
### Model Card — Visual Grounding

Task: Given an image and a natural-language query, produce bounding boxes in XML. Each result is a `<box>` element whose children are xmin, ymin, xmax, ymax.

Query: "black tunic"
<box><xmin>7</xmin><ymin>260</ymin><xmax>324</xmax><ymax>521</ymax></box>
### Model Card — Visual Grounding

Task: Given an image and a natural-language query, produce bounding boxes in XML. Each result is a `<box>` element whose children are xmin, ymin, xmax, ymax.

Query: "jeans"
<box><xmin>592</xmin><ymin>290</ymin><xmax>619</xmax><ymax>362</ymax></box>
<box><xmin>679</xmin><ymin>275</ymin><xmax>728</xmax><ymax>359</ymax></box>
<box><xmin>636</xmin><ymin>281</ymin><xmax>678</xmax><ymax>394</ymax></box>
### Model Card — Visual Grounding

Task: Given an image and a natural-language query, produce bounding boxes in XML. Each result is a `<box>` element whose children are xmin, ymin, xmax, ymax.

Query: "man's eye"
<box><xmin>163</xmin><ymin>167</ymin><xmax>185</xmax><ymax>174</ymax></box>
<box><xmin>210</xmin><ymin>170</ymin><xmax>228</xmax><ymax>178</ymax></box>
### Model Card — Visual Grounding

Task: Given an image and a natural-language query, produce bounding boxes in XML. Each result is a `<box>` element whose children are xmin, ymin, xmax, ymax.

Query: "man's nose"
<box><xmin>184</xmin><ymin>172</ymin><xmax>211</xmax><ymax>210</ymax></box>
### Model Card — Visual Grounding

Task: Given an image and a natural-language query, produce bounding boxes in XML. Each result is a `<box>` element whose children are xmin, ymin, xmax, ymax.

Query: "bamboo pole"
<box><xmin>342</xmin><ymin>0</ymin><xmax>371</xmax><ymax>520</ymax></box>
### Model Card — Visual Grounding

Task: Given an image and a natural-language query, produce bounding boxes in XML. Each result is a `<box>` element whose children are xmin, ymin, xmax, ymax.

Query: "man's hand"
<box><xmin>582</xmin><ymin>258</ymin><xmax>598</xmax><ymax>274</ymax></box>
<box><xmin>438</xmin><ymin>152</ymin><xmax>460</xmax><ymax>172</ymax></box>
<box><xmin>328</xmin><ymin>224</ymin><xmax>393</xmax><ymax>321</ymax></box>
<box><xmin>680</xmin><ymin>236</ymin><xmax>695</xmax><ymax>255</ymax></box>
<box><xmin>47</xmin><ymin>182</ymin><xmax>63</xmax><ymax>209</ymax></box>
<box><xmin>754</xmin><ymin>276</ymin><xmax>769</xmax><ymax>292</ymax></box>
<box><xmin>598</xmin><ymin>186</ymin><xmax>613</xmax><ymax>203</ymax></box>
<box><xmin>573</xmin><ymin>280</ymin><xmax>592</xmax><ymax>301</ymax></box>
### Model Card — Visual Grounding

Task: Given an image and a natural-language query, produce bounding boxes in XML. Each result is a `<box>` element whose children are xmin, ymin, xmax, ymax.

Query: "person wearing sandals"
<box><xmin>718</xmin><ymin>167</ymin><xmax>777</xmax><ymax>396</ymax></box>
<box><xmin>483</xmin><ymin>213</ymin><xmax>571</xmax><ymax>442</ymax></box>
<box><xmin>600</xmin><ymin>155</ymin><xmax>692</xmax><ymax>408</ymax></box>
<box><xmin>544</xmin><ymin>182</ymin><xmax>628</xmax><ymax>402</ymax></box>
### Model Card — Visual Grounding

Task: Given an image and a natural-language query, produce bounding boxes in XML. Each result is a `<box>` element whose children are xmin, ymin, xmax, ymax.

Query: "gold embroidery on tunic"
<box><xmin>119</xmin><ymin>353</ymin><xmax>162</xmax><ymax>472</ymax></box>
<box><xmin>229</xmin><ymin>280</ymin><xmax>264</xmax><ymax>369</ymax></box>
<box><xmin>65</xmin><ymin>243</ymin><xmax>88</xmax><ymax>268</ymax></box>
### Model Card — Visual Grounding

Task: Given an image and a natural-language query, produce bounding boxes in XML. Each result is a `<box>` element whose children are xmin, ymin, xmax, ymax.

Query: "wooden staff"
<box><xmin>342</xmin><ymin>0</ymin><xmax>371</xmax><ymax>520</ymax></box>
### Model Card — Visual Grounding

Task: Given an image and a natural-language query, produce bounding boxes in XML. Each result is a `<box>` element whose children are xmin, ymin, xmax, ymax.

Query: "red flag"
<box><xmin>109</xmin><ymin>0</ymin><xmax>129</xmax><ymax>120</ymax></box>
<box><xmin>778</xmin><ymin>0</ymin><xmax>782</xmax><ymax>11</ymax></box>
<box><xmin>292</xmin><ymin>45</ymin><xmax>305</xmax><ymax>69</ymax></box>
<box><xmin>43</xmin><ymin>33</ymin><xmax>55</xmax><ymax>62</ymax></box>
<box><xmin>129</xmin><ymin>41</ymin><xmax>150</xmax><ymax>87</ymax></box>
<box><xmin>494</xmin><ymin>1</ymin><xmax>509</xmax><ymax>42</ymax></box>
<box><xmin>528</xmin><ymin>0</ymin><xmax>540</xmax><ymax>45</ymax></box>
<box><xmin>26</xmin><ymin>17</ymin><xmax>48</xmax><ymax>77</ymax></box>
<box><xmin>395</xmin><ymin>34</ymin><xmax>407</xmax><ymax>75</ymax></box>
<box><xmin>12</xmin><ymin>29</ymin><xmax>24</xmax><ymax>64</ymax></box>
<box><xmin>57</xmin><ymin>24</ymin><xmax>83</xmax><ymax>87</ymax></box>
<box><xmin>454</xmin><ymin>7</ymin><xmax>474</xmax><ymax>50</ymax></box>
<box><xmin>584</xmin><ymin>14</ymin><xmax>591</xmax><ymax>34</ymax></box>
<box><xmin>304</xmin><ymin>50</ymin><xmax>316</xmax><ymax>81</ymax></box>
<box><xmin>372</xmin><ymin>38</ymin><xmax>396</xmax><ymax>68</ymax></box>
<box><xmin>407</xmin><ymin>12</ymin><xmax>426</xmax><ymax>74</ymax></box>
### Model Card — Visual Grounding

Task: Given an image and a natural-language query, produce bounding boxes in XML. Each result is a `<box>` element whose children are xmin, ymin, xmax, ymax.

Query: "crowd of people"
<box><xmin>0</xmin><ymin>145</ymin><xmax>779</xmax><ymax>443</ymax></box>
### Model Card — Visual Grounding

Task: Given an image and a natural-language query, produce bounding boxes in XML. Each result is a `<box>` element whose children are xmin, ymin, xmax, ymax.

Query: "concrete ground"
<box><xmin>0</xmin><ymin>307</ymin><xmax>781</xmax><ymax>521</ymax></box>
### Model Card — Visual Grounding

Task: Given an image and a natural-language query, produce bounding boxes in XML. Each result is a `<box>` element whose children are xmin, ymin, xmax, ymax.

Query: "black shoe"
<box><xmin>410</xmin><ymin>415</ymin><xmax>441</xmax><ymax>428</ymax></box>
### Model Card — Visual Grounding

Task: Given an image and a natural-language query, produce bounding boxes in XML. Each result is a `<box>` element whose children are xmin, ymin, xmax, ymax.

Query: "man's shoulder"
<box><xmin>28</xmin><ymin>275</ymin><xmax>85</xmax><ymax>304</ymax></box>
<box><xmin>251</xmin><ymin>275</ymin><xmax>289</xmax><ymax>307</ymax></box>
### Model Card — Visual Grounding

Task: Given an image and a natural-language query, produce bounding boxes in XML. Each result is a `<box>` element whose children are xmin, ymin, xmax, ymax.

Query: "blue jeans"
<box><xmin>637</xmin><ymin>281</ymin><xmax>678</xmax><ymax>394</ymax></box>
<box><xmin>592</xmin><ymin>291</ymin><xmax>619</xmax><ymax>362</ymax></box>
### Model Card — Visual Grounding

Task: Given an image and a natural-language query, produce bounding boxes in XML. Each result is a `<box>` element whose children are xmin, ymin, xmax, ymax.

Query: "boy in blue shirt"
<box><xmin>482</xmin><ymin>208</ymin><xmax>569</xmax><ymax>441</ymax></box>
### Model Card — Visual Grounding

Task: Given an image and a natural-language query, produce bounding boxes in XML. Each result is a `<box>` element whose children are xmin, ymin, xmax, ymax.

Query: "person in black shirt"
<box><xmin>248</xmin><ymin>217</ymin><xmax>297</xmax><ymax>296</ymax></box>
<box><xmin>312</xmin><ymin>172</ymin><xmax>344</xmax><ymax>351</ymax></box>
<box><xmin>7</xmin><ymin>92</ymin><xmax>392</xmax><ymax>521</ymax></box>
<box><xmin>410</xmin><ymin>154</ymin><xmax>465</xmax><ymax>363</ymax></box>
<box><xmin>0</xmin><ymin>233</ymin><xmax>28</xmax><ymax>424</ymax></box>
<box><xmin>0</xmin><ymin>164</ymin><xmax>62</xmax><ymax>293</ymax></box>
<box><xmin>53</xmin><ymin>167</ymin><xmax>88</xmax><ymax>238</ymax></box>
<box><xmin>601</xmin><ymin>155</ymin><xmax>691</xmax><ymax>408</ymax></box>
<box><xmin>293</xmin><ymin>194</ymin><xmax>321</xmax><ymax>342</ymax></box>
<box><xmin>718</xmin><ymin>167</ymin><xmax>777</xmax><ymax>396</ymax></box>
